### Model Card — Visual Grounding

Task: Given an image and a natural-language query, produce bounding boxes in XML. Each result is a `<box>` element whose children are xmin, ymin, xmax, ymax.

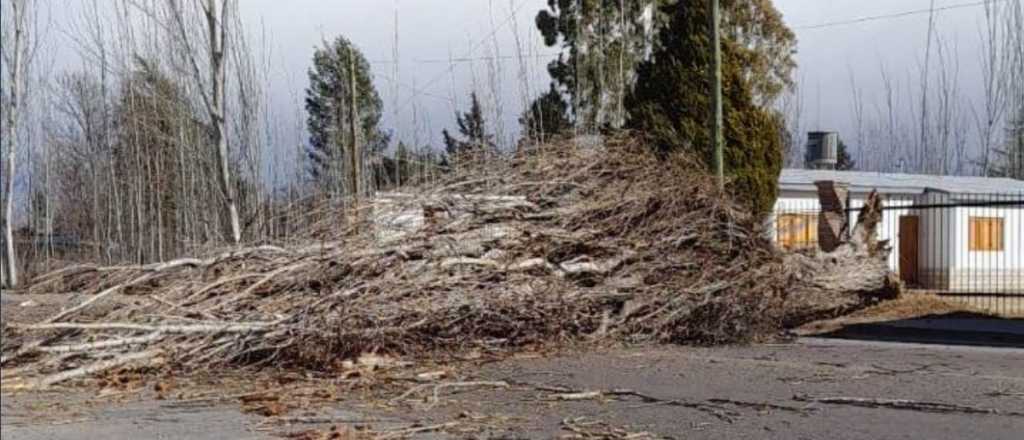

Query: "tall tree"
<box><xmin>536</xmin><ymin>0</ymin><xmax>656</xmax><ymax>132</ymax></box>
<box><xmin>628</xmin><ymin>0</ymin><xmax>796</xmax><ymax>216</ymax></box>
<box><xmin>305</xmin><ymin>36</ymin><xmax>384</xmax><ymax>195</ymax></box>
<box><xmin>443</xmin><ymin>92</ymin><xmax>495</xmax><ymax>157</ymax></box>
<box><xmin>167</xmin><ymin>0</ymin><xmax>242</xmax><ymax>244</ymax></box>
<box><xmin>50</xmin><ymin>71</ymin><xmax>109</xmax><ymax>258</ymax></box>
<box><xmin>1</xmin><ymin>0</ymin><xmax>29</xmax><ymax>288</ymax></box>
<box><xmin>113</xmin><ymin>59</ymin><xmax>210</xmax><ymax>262</ymax></box>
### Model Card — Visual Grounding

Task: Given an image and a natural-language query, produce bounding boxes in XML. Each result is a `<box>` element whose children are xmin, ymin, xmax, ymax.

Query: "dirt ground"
<box><xmin>3</xmin><ymin>338</ymin><xmax>1023</xmax><ymax>439</ymax></box>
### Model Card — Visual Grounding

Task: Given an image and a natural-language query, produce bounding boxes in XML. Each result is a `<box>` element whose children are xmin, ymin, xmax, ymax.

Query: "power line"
<box><xmin>398</xmin><ymin>0</ymin><xmax>531</xmax><ymax>110</ymax></box>
<box><xmin>371</xmin><ymin>71</ymin><xmax>454</xmax><ymax>103</ymax></box>
<box><xmin>793</xmin><ymin>0</ymin><xmax>1010</xmax><ymax>30</ymax></box>
<box><xmin>368</xmin><ymin>52</ymin><xmax>561</xmax><ymax>66</ymax></box>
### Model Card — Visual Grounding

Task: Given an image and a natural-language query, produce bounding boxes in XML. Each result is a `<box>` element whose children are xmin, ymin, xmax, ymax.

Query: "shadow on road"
<box><xmin>814</xmin><ymin>311</ymin><xmax>1024</xmax><ymax>348</ymax></box>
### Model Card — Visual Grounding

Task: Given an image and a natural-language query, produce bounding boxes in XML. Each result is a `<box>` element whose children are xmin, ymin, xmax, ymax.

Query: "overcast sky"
<box><xmin>37</xmin><ymin>0</ymin><xmax>1005</xmax><ymax>175</ymax></box>
<box><xmin>778</xmin><ymin>1</ymin><xmax>991</xmax><ymax>131</ymax></box>
<box><xmin>233</xmin><ymin>0</ymin><xmax>995</xmax><ymax>163</ymax></box>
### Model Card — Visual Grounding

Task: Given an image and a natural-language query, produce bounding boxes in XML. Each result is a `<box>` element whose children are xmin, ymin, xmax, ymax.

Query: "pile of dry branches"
<box><xmin>1</xmin><ymin>136</ymin><xmax>897</xmax><ymax>388</ymax></box>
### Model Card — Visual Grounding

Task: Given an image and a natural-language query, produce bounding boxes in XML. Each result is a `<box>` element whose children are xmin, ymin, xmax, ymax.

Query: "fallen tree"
<box><xmin>1</xmin><ymin>135</ymin><xmax>898</xmax><ymax>388</ymax></box>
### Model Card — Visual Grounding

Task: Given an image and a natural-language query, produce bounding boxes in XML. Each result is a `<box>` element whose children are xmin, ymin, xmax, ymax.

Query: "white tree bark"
<box><xmin>207</xmin><ymin>0</ymin><xmax>241</xmax><ymax>244</ymax></box>
<box><xmin>168</xmin><ymin>0</ymin><xmax>241</xmax><ymax>244</ymax></box>
<box><xmin>2</xmin><ymin>0</ymin><xmax>27</xmax><ymax>289</ymax></box>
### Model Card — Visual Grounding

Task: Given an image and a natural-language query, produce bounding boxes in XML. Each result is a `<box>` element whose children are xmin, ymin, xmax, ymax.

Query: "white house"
<box><xmin>774</xmin><ymin>169</ymin><xmax>1024</xmax><ymax>293</ymax></box>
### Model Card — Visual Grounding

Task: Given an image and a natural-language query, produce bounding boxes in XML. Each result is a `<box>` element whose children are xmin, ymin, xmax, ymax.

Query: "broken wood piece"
<box><xmin>376</xmin><ymin>422</ymin><xmax>460</xmax><ymax>439</ymax></box>
<box><xmin>554</xmin><ymin>391</ymin><xmax>603</xmax><ymax>401</ymax></box>
<box><xmin>508</xmin><ymin>258</ymin><xmax>556</xmax><ymax>273</ymax></box>
<box><xmin>415</xmin><ymin>370</ymin><xmax>449</xmax><ymax>382</ymax></box>
<box><xmin>28</xmin><ymin>349</ymin><xmax>163</xmax><ymax>389</ymax></box>
<box><xmin>391</xmin><ymin>381</ymin><xmax>510</xmax><ymax>406</ymax></box>
<box><xmin>439</xmin><ymin>257</ymin><xmax>500</xmax><ymax>270</ymax></box>
<box><xmin>12</xmin><ymin>322</ymin><xmax>276</xmax><ymax>334</ymax></box>
<box><xmin>36</xmin><ymin>333</ymin><xmax>164</xmax><ymax>354</ymax></box>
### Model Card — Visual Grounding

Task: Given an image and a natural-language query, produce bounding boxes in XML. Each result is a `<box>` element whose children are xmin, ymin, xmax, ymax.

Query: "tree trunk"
<box><xmin>2</xmin><ymin>0</ymin><xmax>26</xmax><ymax>289</ymax></box>
<box><xmin>348</xmin><ymin>46</ymin><xmax>361</xmax><ymax>201</ymax></box>
<box><xmin>207</xmin><ymin>0</ymin><xmax>241</xmax><ymax>244</ymax></box>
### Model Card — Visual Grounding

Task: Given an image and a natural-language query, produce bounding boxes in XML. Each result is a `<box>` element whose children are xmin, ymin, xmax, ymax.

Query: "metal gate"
<box><xmin>852</xmin><ymin>193</ymin><xmax>1024</xmax><ymax>317</ymax></box>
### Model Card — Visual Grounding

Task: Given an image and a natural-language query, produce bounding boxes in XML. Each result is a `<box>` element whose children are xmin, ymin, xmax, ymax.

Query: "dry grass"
<box><xmin>794</xmin><ymin>293</ymin><xmax>1003</xmax><ymax>336</ymax></box>
<box><xmin>847</xmin><ymin>294</ymin><xmax>993</xmax><ymax>320</ymax></box>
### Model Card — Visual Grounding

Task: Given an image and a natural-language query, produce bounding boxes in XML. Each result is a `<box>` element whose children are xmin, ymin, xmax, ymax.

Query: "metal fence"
<box><xmin>775</xmin><ymin>192</ymin><xmax>1024</xmax><ymax>317</ymax></box>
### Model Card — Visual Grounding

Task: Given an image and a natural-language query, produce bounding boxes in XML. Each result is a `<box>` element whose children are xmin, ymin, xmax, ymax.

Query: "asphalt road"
<box><xmin>3</xmin><ymin>338</ymin><xmax>1023</xmax><ymax>439</ymax></box>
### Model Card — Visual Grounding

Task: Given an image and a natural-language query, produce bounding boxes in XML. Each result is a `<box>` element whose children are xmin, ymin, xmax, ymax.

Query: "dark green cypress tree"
<box><xmin>628</xmin><ymin>0</ymin><xmax>796</xmax><ymax>216</ymax></box>
<box><xmin>305</xmin><ymin>36</ymin><xmax>385</xmax><ymax>190</ymax></box>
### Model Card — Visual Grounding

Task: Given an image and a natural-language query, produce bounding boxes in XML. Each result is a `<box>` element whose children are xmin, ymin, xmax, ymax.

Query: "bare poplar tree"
<box><xmin>1</xmin><ymin>0</ymin><xmax>29</xmax><ymax>288</ymax></box>
<box><xmin>167</xmin><ymin>0</ymin><xmax>241</xmax><ymax>244</ymax></box>
<box><xmin>974</xmin><ymin>0</ymin><xmax>1010</xmax><ymax>174</ymax></box>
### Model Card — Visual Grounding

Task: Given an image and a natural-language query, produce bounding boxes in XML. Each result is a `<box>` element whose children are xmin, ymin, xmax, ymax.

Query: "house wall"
<box><xmin>774</xmin><ymin>190</ymin><xmax>1023</xmax><ymax>294</ymax></box>
<box><xmin>916</xmin><ymin>192</ymin><xmax>956</xmax><ymax>290</ymax></box>
<box><xmin>946</xmin><ymin>198</ymin><xmax>1024</xmax><ymax>293</ymax></box>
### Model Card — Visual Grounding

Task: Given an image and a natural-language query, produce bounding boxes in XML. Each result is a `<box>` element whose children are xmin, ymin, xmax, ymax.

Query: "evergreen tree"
<box><xmin>536</xmin><ymin>0</ymin><xmax>657</xmax><ymax>131</ymax></box>
<box><xmin>628</xmin><ymin>0</ymin><xmax>796</xmax><ymax>216</ymax></box>
<box><xmin>442</xmin><ymin>92</ymin><xmax>495</xmax><ymax>157</ymax></box>
<box><xmin>305</xmin><ymin>36</ymin><xmax>385</xmax><ymax>192</ymax></box>
<box><xmin>519</xmin><ymin>83</ymin><xmax>573</xmax><ymax>144</ymax></box>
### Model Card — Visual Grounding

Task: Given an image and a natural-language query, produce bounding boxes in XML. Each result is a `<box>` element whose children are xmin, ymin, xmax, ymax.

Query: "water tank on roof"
<box><xmin>807</xmin><ymin>131</ymin><xmax>839</xmax><ymax>170</ymax></box>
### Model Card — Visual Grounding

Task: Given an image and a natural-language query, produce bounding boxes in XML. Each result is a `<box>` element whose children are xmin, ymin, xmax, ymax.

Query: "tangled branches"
<box><xmin>1</xmin><ymin>135</ymin><xmax>895</xmax><ymax>388</ymax></box>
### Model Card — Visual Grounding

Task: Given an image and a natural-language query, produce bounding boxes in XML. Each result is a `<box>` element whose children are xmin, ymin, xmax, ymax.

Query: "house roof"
<box><xmin>779</xmin><ymin>169</ymin><xmax>1024</xmax><ymax>195</ymax></box>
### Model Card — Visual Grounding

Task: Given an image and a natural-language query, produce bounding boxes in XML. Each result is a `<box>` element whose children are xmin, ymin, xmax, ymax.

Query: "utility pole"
<box><xmin>348</xmin><ymin>47</ymin><xmax>361</xmax><ymax>201</ymax></box>
<box><xmin>710</xmin><ymin>0</ymin><xmax>724</xmax><ymax>189</ymax></box>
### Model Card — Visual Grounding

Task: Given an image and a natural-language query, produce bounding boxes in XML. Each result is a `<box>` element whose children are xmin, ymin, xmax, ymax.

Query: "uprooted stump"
<box><xmin>782</xmin><ymin>188</ymin><xmax>901</xmax><ymax>326</ymax></box>
<box><xmin>1</xmin><ymin>135</ymin><xmax>897</xmax><ymax>389</ymax></box>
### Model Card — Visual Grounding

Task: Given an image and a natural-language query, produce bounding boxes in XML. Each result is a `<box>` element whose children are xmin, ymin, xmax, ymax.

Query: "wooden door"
<box><xmin>899</xmin><ymin>216</ymin><xmax>919</xmax><ymax>286</ymax></box>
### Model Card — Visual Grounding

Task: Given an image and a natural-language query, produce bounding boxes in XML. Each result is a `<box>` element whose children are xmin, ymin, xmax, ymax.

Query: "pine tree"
<box><xmin>305</xmin><ymin>36</ymin><xmax>385</xmax><ymax>193</ymax></box>
<box><xmin>628</xmin><ymin>0</ymin><xmax>797</xmax><ymax>216</ymax></box>
<box><xmin>535</xmin><ymin>0</ymin><xmax>657</xmax><ymax>131</ymax></box>
<box><xmin>442</xmin><ymin>92</ymin><xmax>495</xmax><ymax>157</ymax></box>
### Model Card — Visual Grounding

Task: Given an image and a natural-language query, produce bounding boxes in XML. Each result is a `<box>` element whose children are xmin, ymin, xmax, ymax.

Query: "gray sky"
<box><xmin>235</xmin><ymin>0</ymin><xmax>995</xmax><ymax>167</ymax></box>
<box><xmin>237</xmin><ymin>0</ymin><xmax>555</xmax><ymax>156</ymax></box>
<box><xmin>777</xmin><ymin>0</ymin><xmax>990</xmax><ymax>131</ymax></box>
